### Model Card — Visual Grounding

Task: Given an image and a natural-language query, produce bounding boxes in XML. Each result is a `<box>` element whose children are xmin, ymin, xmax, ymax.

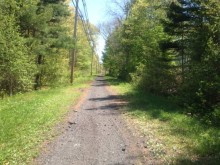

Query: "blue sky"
<box><xmin>85</xmin><ymin>0</ymin><xmax>109</xmax><ymax>25</ymax></box>
<box><xmin>78</xmin><ymin>0</ymin><xmax>110</xmax><ymax>60</ymax></box>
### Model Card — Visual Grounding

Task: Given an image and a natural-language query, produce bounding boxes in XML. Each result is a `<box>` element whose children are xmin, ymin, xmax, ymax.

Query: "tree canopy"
<box><xmin>0</xmin><ymin>0</ymin><xmax>99</xmax><ymax>96</ymax></box>
<box><xmin>103</xmin><ymin>0</ymin><xmax>220</xmax><ymax>125</ymax></box>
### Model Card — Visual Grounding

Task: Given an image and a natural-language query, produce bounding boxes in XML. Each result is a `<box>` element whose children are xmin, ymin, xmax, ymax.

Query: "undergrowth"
<box><xmin>106</xmin><ymin>76</ymin><xmax>220</xmax><ymax>164</ymax></box>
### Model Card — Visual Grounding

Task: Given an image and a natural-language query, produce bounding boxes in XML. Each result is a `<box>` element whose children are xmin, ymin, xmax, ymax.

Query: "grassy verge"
<box><xmin>0</xmin><ymin>76</ymin><xmax>95</xmax><ymax>165</ymax></box>
<box><xmin>106</xmin><ymin>76</ymin><xmax>220</xmax><ymax>164</ymax></box>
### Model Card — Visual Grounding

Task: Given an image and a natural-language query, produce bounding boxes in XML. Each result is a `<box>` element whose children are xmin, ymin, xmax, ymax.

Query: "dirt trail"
<box><xmin>36</xmin><ymin>76</ymin><xmax>147</xmax><ymax>165</ymax></box>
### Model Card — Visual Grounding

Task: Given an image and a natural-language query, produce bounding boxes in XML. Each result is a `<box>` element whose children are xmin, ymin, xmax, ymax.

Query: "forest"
<box><xmin>0</xmin><ymin>0</ymin><xmax>99</xmax><ymax>97</ymax></box>
<box><xmin>0</xmin><ymin>0</ymin><xmax>220</xmax><ymax>164</ymax></box>
<box><xmin>103</xmin><ymin>0</ymin><xmax>220</xmax><ymax>125</ymax></box>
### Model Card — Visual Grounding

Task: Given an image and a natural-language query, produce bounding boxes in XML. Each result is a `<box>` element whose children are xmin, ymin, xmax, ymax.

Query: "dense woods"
<box><xmin>0</xmin><ymin>0</ymin><xmax>99</xmax><ymax>97</ymax></box>
<box><xmin>0</xmin><ymin>0</ymin><xmax>220</xmax><ymax>163</ymax></box>
<box><xmin>103</xmin><ymin>0</ymin><xmax>220</xmax><ymax>125</ymax></box>
<box><xmin>0</xmin><ymin>0</ymin><xmax>219</xmax><ymax>124</ymax></box>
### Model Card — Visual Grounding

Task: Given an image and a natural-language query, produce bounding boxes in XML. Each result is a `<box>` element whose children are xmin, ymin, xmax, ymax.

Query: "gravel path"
<box><xmin>36</xmin><ymin>76</ymin><xmax>146</xmax><ymax>165</ymax></box>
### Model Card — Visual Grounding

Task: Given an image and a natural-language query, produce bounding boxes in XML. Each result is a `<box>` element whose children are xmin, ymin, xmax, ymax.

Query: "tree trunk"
<box><xmin>35</xmin><ymin>55</ymin><xmax>43</xmax><ymax>90</ymax></box>
<box><xmin>9</xmin><ymin>77</ymin><xmax>13</xmax><ymax>96</ymax></box>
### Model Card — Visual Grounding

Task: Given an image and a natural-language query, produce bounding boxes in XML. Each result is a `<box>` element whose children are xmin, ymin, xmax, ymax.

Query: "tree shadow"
<box><xmin>85</xmin><ymin>92</ymin><xmax>126</xmax><ymax>117</ymax></box>
<box><xmin>92</xmin><ymin>76</ymin><xmax>110</xmax><ymax>86</ymax></box>
<box><xmin>106</xmin><ymin>77</ymin><xmax>220</xmax><ymax>164</ymax></box>
<box><xmin>174</xmin><ymin>156</ymin><xmax>220</xmax><ymax>165</ymax></box>
<box><xmin>122</xmin><ymin>89</ymin><xmax>181</xmax><ymax>116</ymax></box>
<box><xmin>85</xmin><ymin>103</ymin><xmax>125</xmax><ymax>111</ymax></box>
<box><xmin>95</xmin><ymin>79</ymin><xmax>106</xmax><ymax>82</ymax></box>
<box><xmin>91</xmin><ymin>84</ymin><xmax>108</xmax><ymax>87</ymax></box>
<box><xmin>105</xmin><ymin>77</ymin><xmax>125</xmax><ymax>86</ymax></box>
<box><xmin>89</xmin><ymin>95</ymin><xmax>121</xmax><ymax>102</ymax></box>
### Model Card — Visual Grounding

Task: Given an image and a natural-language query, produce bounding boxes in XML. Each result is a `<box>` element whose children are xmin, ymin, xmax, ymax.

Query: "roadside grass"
<box><xmin>106</xmin><ymin>76</ymin><xmax>220</xmax><ymax>164</ymax></box>
<box><xmin>0</xmin><ymin>76</ymin><xmax>95</xmax><ymax>165</ymax></box>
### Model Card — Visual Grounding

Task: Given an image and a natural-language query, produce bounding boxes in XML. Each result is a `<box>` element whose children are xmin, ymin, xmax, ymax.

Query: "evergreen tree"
<box><xmin>17</xmin><ymin>0</ymin><xmax>71</xmax><ymax>89</ymax></box>
<box><xmin>0</xmin><ymin>1</ymin><xmax>36</xmax><ymax>96</ymax></box>
<box><xmin>161</xmin><ymin>0</ymin><xmax>200</xmax><ymax>81</ymax></box>
<box><xmin>161</xmin><ymin>0</ymin><xmax>220</xmax><ymax>120</ymax></box>
<box><xmin>179</xmin><ymin>0</ymin><xmax>220</xmax><ymax>121</ymax></box>
<box><xmin>0</xmin><ymin>0</ymin><xmax>97</xmax><ymax>95</ymax></box>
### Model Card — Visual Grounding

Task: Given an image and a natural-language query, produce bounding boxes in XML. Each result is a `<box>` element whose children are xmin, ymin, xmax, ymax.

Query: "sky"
<box><xmin>85</xmin><ymin>0</ymin><xmax>109</xmax><ymax>25</ymax></box>
<box><xmin>78</xmin><ymin>0</ymin><xmax>110</xmax><ymax>60</ymax></box>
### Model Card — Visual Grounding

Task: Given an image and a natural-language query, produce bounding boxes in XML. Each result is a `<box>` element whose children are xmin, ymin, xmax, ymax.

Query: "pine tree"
<box><xmin>179</xmin><ymin>0</ymin><xmax>220</xmax><ymax>120</ymax></box>
<box><xmin>18</xmin><ymin>0</ymin><xmax>71</xmax><ymax>89</ymax></box>
<box><xmin>161</xmin><ymin>0</ymin><xmax>200</xmax><ymax>82</ymax></box>
<box><xmin>0</xmin><ymin>1</ymin><xmax>36</xmax><ymax>96</ymax></box>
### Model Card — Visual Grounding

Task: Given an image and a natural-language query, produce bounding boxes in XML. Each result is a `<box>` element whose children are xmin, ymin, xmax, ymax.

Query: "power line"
<box><xmin>81</xmin><ymin>0</ymin><xmax>95</xmax><ymax>46</ymax></box>
<box><xmin>71</xmin><ymin>0</ymin><xmax>97</xmax><ymax>75</ymax></box>
<box><xmin>70</xmin><ymin>0</ymin><xmax>79</xmax><ymax>83</ymax></box>
<box><xmin>72</xmin><ymin>0</ymin><xmax>95</xmax><ymax>50</ymax></box>
<box><xmin>81</xmin><ymin>0</ymin><xmax>97</xmax><ymax>75</ymax></box>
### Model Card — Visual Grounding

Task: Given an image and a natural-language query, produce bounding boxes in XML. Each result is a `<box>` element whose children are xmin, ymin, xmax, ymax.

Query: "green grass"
<box><xmin>0</xmin><ymin>76</ymin><xmax>95</xmax><ymax>165</ymax></box>
<box><xmin>106</xmin><ymin>76</ymin><xmax>220</xmax><ymax>164</ymax></box>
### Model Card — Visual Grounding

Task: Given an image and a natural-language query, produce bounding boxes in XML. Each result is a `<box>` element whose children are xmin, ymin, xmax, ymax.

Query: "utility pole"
<box><xmin>96</xmin><ymin>57</ymin><xmax>98</xmax><ymax>74</ymax></box>
<box><xmin>71</xmin><ymin>0</ymin><xmax>79</xmax><ymax>84</ymax></box>
<box><xmin>90</xmin><ymin>49</ymin><xmax>94</xmax><ymax>76</ymax></box>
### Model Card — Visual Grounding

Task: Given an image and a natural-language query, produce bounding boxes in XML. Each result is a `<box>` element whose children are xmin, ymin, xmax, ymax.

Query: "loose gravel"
<box><xmin>36</xmin><ymin>76</ymin><xmax>148</xmax><ymax>165</ymax></box>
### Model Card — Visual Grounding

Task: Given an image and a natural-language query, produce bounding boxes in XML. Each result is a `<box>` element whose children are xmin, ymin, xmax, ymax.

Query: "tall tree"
<box><xmin>16</xmin><ymin>0</ymin><xmax>71</xmax><ymax>89</ymax></box>
<box><xmin>0</xmin><ymin>1</ymin><xmax>36</xmax><ymax>96</ymax></box>
<box><xmin>179</xmin><ymin>0</ymin><xmax>220</xmax><ymax>119</ymax></box>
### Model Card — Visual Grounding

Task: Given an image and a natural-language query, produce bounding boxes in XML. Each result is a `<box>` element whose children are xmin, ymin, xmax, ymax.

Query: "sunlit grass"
<box><xmin>0</xmin><ymin>76</ymin><xmax>95</xmax><ymax>165</ymax></box>
<box><xmin>106</xmin><ymin>76</ymin><xmax>220</xmax><ymax>164</ymax></box>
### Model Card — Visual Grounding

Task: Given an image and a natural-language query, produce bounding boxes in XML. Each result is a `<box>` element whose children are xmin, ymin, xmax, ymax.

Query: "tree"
<box><xmin>103</xmin><ymin>0</ymin><xmax>176</xmax><ymax>94</ymax></box>
<box><xmin>179</xmin><ymin>0</ymin><xmax>220</xmax><ymax>121</ymax></box>
<box><xmin>0</xmin><ymin>0</ymin><xmax>98</xmax><ymax>96</ymax></box>
<box><xmin>0</xmin><ymin>1</ymin><xmax>36</xmax><ymax>96</ymax></box>
<box><xmin>103</xmin><ymin>0</ymin><xmax>220</xmax><ymax>123</ymax></box>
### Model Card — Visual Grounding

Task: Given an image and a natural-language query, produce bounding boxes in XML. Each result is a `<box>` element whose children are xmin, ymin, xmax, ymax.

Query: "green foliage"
<box><xmin>0</xmin><ymin>9</ymin><xmax>36</xmax><ymax>96</ymax></box>
<box><xmin>0</xmin><ymin>76</ymin><xmax>94</xmax><ymax>164</ymax></box>
<box><xmin>176</xmin><ymin>0</ymin><xmax>220</xmax><ymax>122</ymax></box>
<box><xmin>106</xmin><ymin>77</ymin><xmax>220</xmax><ymax>164</ymax></box>
<box><xmin>103</xmin><ymin>0</ymin><xmax>177</xmax><ymax>93</ymax></box>
<box><xmin>103</xmin><ymin>0</ymin><xmax>220</xmax><ymax>123</ymax></box>
<box><xmin>0</xmin><ymin>0</ymin><xmax>97</xmax><ymax>95</ymax></box>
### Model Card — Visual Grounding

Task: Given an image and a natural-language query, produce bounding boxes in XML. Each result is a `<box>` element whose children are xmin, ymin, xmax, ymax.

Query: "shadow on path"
<box><xmin>89</xmin><ymin>95</ymin><xmax>121</xmax><ymax>102</ymax></box>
